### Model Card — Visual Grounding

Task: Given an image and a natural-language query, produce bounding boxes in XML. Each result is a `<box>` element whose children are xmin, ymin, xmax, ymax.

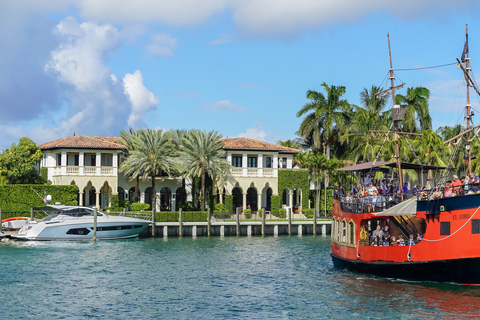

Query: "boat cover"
<box><xmin>372</xmin><ymin>198</ymin><xmax>417</xmax><ymax>216</ymax></box>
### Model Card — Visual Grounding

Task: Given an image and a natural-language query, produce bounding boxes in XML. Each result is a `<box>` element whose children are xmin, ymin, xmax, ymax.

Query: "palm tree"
<box><xmin>296</xmin><ymin>82</ymin><xmax>351</xmax><ymax>158</ymax></box>
<box><xmin>396</xmin><ymin>87</ymin><xmax>431</xmax><ymax>132</ymax></box>
<box><xmin>120</xmin><ymin>128</ymin><xmax>174</xmax><ymax>236</ymax></box>
<box><xmin>297</xmin><ymin>151</ymin><xmax>338</xmax><ymax>215</ymax></box>
<box><xmin>180</xmin><ymin>130</ymin><xmax>231</xmax><ymax>211</ymax></box>
<box><xmin>277</xmin><ymin>138</ymin><xmax>303</xmax><ymax>150</ymax></box>
<box><xmin>341</xmin><ymin>86</ymin><xmax>390</xmax><ymax>162</ymax></box>
<box><xmin>119</xmin><ymin>128</ymin><xmax>141</xmax><ymax>203</ymax></box>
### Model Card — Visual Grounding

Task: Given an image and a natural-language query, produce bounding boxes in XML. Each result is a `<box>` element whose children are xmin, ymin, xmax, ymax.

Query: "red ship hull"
<box><xmin>331</xmin><ymin>194</ymin><xmax>480</xmax><ymax>284</ymax></box>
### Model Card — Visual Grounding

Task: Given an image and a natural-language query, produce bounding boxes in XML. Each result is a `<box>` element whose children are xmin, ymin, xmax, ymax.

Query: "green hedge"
<box><xmin>155</xmin><ymin>211</ymin><xmax>208</xmax><ymax>222</ymax></box>
<box><xmin>278</xmin><ymin>208</ymin><xmax>286</xmax><ymax>218</ymax></box>
<box><xmin>271</xmin><ymin>195</ymin><xmax>281</xmax><ymax>216</ymax></box>
<box><xmin>243</xmin><ymin>208</ymin><xmax>252</xmax><ymax>219</ymax></box>
<box><xmin>278</xmin><ymin>170</ymin><xmax>309</xmax><ymax>210</ymax></box>
<box><xmin>303</xmin><ymin>208</ymin><xmax>314</xmax><ymax>218</ymax></box>
<box><xmin>130</xmin><ymin>203</ymin><xmax>150</xmax><ymax>211</ymax></box>
<box><xmin>0</xmin><ymin>184</ymin><xmax>78</xmax><ymax>217</ymax></box>
<box><xmin>319</xmin><ymin>187</ymin><xmax>333</xmax><ymax>216</ymax></box>
<box><xmin>224</xmin><ymin>195</ymin><xmax>233</xmax><ymax>213</ymax></box>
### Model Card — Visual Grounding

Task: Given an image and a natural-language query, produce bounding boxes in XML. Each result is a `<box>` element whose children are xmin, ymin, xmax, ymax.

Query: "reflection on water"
<box><xmin>1</xmin><ymin>236</ymin><xmax>479</xmax><ymax>319</ymax></box>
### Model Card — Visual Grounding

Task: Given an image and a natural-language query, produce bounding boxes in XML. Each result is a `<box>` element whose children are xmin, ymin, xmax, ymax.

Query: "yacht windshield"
<box><xmin>61</xmin><ymin>208</ymin><xmax>102</xmax><ymax>217</ymax></box>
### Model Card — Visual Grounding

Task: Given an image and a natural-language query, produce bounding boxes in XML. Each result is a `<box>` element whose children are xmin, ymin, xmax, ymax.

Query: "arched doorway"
<box><xmin>129</xmin><ymin>187</ymin><xmax>136</xmax><ymax>203</ymax></box>
<box><xmin>175</xmin><ymin>187</ymin><xmax>186</xmax><ymax>211</ymax></box>
<box><xmin>145</xmin><ymin>187</ymin><xmax>153</xmax><ymax>210</ymax></box>
<box><xmin>282</xmin><ymin>189</ymin><xmax>289</xmax><ymax>206</ymax></box>
<box><xmin>160</xmin><ymin>187</ymin><xmax>172</xmax><ymax>211</ymax></box>
<box><xmin>100</xmin><ymin>182</ymin><xmax>111</xmax><ymax>209</ymax></box>
<box><xmin>118</xmin><ymin>187</ymin><xmax>125</xmax><ymax>201</ymax></box>
<box><xmin>232</xmin><ymin>187</ymin><xmax>243</xmax><ymax>211</ymax></box>
<box><xmin>266</xmin><ymin>188</ymin><xmax>272</xmax><ymax>211</ymax></box>
<box><xmin>246</xmin><ymin>187</ymin><xmax>258</xmax><ymax>211</ymax></box>
<box><xmin>88</xmin><ymin>188</ymin><xmax>96</xmax><ymax>206</ymax></box>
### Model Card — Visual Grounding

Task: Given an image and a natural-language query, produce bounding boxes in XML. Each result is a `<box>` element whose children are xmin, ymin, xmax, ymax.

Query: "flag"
<box><xmin>461</xmin><ymin>33</ymin><xmax>469</xmax><ymax>63</ymax></box>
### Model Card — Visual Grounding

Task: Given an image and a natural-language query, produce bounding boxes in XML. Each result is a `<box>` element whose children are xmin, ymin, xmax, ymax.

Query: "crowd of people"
<box><xmin>370</xmin><ymin>224</ymin><xmax>423</xmax><ymax>247</ymax></box>
<box><xmin>334</xmin><ymin>172</ymin><xmax>480</xmax><ymax>209</ymax></box>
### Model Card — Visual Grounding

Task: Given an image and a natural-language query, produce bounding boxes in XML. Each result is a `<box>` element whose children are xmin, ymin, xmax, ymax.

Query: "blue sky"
<box><xmin>1</xmin><ymin>0</ymin><xmax>480</xmax><ymax>151</ymax></box>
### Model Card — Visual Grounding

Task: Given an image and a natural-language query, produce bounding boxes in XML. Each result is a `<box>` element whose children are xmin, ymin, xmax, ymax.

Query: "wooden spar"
<box><xmin>369</xmin><ymin>130</ymin><xmax>423</xmax><ymax>136</ymax></box>
<box><xmin>443</xmin><ymin>123</ymin><xmax>480</xmax><ymax>145</ymax></box>
<box><xmin>387</xmin><ymin>33</ymin><xmax>404</xmax><ymax>201</ymax></box>
<box><xmin>456</xmin><ymin>58</ymin><xmax>480</xmax><ymax>97</ymax></box>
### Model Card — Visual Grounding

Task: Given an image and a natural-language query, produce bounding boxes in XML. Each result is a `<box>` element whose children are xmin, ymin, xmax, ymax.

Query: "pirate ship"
<box><xmin>331</xmin><ymin>26</ymin><xmax>480</xmax><ymax>284</ymax></box>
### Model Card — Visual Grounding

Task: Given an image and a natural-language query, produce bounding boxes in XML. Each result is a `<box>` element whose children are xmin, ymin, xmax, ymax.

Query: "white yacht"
<box><xmin>13</xmin><ymin>205</ymin><xmax>150</xmax><ymax>240</ymax></box>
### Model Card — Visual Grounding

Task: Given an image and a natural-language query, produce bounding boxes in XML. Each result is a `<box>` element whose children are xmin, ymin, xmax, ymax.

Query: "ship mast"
<box><xmin>465</xmin><ymin>24</ymin><xmax>472</xmax><ymax>174</ymax></box>
<box><xmin>388</xmin><ymin>33</ymin><xmax>404</xmax><ymax>200</ymax></box>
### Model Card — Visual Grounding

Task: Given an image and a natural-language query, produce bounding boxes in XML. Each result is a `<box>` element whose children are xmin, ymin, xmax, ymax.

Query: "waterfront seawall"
<box><xmin>141</xmin><ymin>220</ymin><xmax>332</xmax><ymax>237</ymax></box>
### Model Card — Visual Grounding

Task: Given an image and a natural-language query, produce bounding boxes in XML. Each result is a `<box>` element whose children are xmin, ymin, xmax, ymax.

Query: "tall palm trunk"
<box><xmin>134</xmin><ymin>176</ymin><xmax>140</xmax><ymax>202</ymax></box>
<box><xmin>201</xmin><ymin>167</ymin><xmax>206</xmax><ymax>211</ymax></box>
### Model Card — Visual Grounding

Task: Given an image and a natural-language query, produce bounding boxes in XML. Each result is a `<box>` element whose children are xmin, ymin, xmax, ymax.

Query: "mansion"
<box><xmin>39</xmin><ymin>135</ymin><xmax>306</xmax><ymax>213</ymax></box>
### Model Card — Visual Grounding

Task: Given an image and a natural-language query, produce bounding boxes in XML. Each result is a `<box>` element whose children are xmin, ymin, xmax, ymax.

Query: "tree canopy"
<box><xmin>0</xmin><ymin>137</ymin><xmax>44</xmax><ymax>184</ymax></box>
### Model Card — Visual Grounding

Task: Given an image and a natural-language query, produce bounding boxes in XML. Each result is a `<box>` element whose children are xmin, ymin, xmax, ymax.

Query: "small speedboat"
<box><xmin>2</xmin><ymin>217</ymin><xmax>29</xmax><ymax>230</ymax></box>
<box><xmin>13</xmin><ymin>205</ymin><xmax>150</xmax><ymax>240</ymax></box>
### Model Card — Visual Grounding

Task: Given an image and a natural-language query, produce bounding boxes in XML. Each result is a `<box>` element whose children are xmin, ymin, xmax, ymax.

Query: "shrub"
<box><xmin>278</xmin><ymin>208</ymin><xmax>286</xmax><ymax>219</ymax></box>
<box><xmin>224</xmin><ymin>195</ymin><xmax>233</xmax><ymax>213</ymax></box>
<box><xmin>185</xmin><ymin>201</ymin><xmax>196</xmax><ymax>211</ymax></box>
<box><xmin>258</xmin><ymin>208</ymin><xmax>263</xmax><ymax>218</ymax></box>
<box><xmin>130</xmin><ymin>203</ymin><xmax>150</xmax><ymax>211</ymax></box>
<box><xmin>243</xmin><ymin>208</ymin><xmax>252</xmax><ymax>219</ymax></box>
<box><xmin>213</xmin><ymin>203</ymin><xmax>230</xmax><ymax>219</ymax></box>
<box><xmin>303</xmin><ymin>208</ymin><xmax>315</xmax><ymax>218</ymax></box>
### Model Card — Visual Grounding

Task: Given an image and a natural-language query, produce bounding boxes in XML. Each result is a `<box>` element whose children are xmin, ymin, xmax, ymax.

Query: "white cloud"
<box><xmin>123</xmin><ymin>70</ymin><xmax>160</xmax><ymax>128</ymax></box>
<box><xmin>145</xmin><ymin>33</ymin><xmax>178</xmax><ymax>58</ymax></box>
<box><xmin>208</xmin><ymin>33</ymin><xmax>236</xmax><ymax>45</ymax></box>
<box><xmin>78</xmin><ymin>0</ymin><xmax>226</xmax><ymax>25</ymax></box>
<box><xmin>236</xmin><ymin>123</ymin><xmax>275</xmax><ymax>143</ymax></box>
<box><xmin>200</xmin><ymin>100</ymin><xmax>248</xmax><ymax>112</ymax></box>
<box><xmin>45</xmin><ymin>16</ymin><xmax>121</xmax><ymax>91</ymax></box>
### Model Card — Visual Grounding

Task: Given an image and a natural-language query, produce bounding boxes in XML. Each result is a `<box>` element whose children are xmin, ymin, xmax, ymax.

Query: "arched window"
<box><xmin>349</xmin><ymin>221</ymin><xmax>355</xmax><ymax>244</ymax></box>
<box><xmin>342</xmin><ymin>221</ymin><xmax>347</xmax><ymax>242</ymax></box>
<box><xmin>336</xmin><ymin>219</ymin><xmax>340</xmax><ymax>241</ymax></box>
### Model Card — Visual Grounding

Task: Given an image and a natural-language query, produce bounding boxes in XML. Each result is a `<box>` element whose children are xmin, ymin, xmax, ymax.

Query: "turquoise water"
<box><xmin>2</xmin><ymin>236</ymin><xmax>480</xmax><ymax>319</ymax></box>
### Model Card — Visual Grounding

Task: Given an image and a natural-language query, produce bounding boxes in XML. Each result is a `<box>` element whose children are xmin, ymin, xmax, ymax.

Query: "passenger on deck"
<box><xmin>403</xmin><ymin>183</ymin><xmax>408</xmax><ymax>194</ymax></box>
<box><xmin>383</xmin><ymin>225</ymin><xmax>391</xmax><ymax>246</ymax></box>
<box><xmin>469</xmin><ymin>173</ymin><xmax>480</xmax><ymax>194</ymax></box>
<box><xmin>372</xmin><ymin>225</ymin><xmax>384</xmax><ymax>246</ymax></box>
<box><xmin>345</xmin><ymin>192</ymin><xmax>352</xmax><ymax>203</ymax></box>
<box><xmin>397</xmin><ymin>235</ymin><xmax>405</xmax><ymax>246</ymax></box>
<box><xmin>420</xmin><ymin>187</ymin><xmax>428</xmax><ymax>200</ymax></box>
<box><xmin>351</xmin><ymin>183</ymin><xmax>359</xmax><ymax>198</ymax></box>
<box><xmin>390</xmin><ymin>236</ymin><xmax>397</xmax><ymax>246</ymax></box>
<box><xmin>408</xmin><ymin>235</ymin><xmax>415</xmax><ymax>246</ymax></box>
<box><xmin>416</xmin><ymin>233</ymin><xmax>424</xmax><ymax>243</ymax></box>
<box><xmin>444</xmin><ymin>181</ymin><xmax>453</xmax><ymax>198</ymax></box>
<box><xmin>452</xmin><ymin>175</ymin><xmax>462</xmax><ymax>194</ymax></box>
<box><xmin>432</xmin><ymin>187</ymin><xmax>443</xmax><ymax>199</ymax></box>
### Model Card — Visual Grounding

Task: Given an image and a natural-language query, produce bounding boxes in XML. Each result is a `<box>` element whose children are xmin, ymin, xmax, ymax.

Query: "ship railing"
<box><xmin>337</xmin><ymin>192</ymin><xmax>417</xmax><ymax>214</ymax></box>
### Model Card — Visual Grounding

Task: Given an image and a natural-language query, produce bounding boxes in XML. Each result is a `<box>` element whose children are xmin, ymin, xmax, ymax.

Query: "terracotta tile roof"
<box><xmin>220</xmin><ymin>137</ymin><xmax>300</xmax><ymax>153</ymax></box>
<box><xmin>39</xmin><ymin>135</ymin><xmax>127</xmax><ymax>151</ymax></box>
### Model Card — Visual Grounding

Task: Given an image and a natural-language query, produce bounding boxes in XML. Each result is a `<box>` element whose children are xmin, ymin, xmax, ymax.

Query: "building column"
<box><xmin>219</xmin><ymin>188</ymin><xmax>224</xmax><ymax>204</ymax></box>
<box><xmin>257</xmin><ymin>192</ymin><xmax>262</xmax><ymax>211</ymax></box>
<box><xmin>79</xmin><ymin>152</ymin><xmax>84</xmax><ymax>175</ymax></box>
<box><xmin>61</xmin><ymin>151</ymin><xmax>67</xmax><ymax>175</ymax></box>
<box><xmin>273</xmin><ymin>154</ymin><xmax>278</xmax><ymax>177</ymax></box>
<box><xmin>258</xmin><ymin>154</ymin><xmax>263</xmax><ymax>177</ymax></box>
<box><xmin>79</xmin><ymin>191</ymin><xmax>83</xmax><ymax>206</ymax></box>
<box><xmin>243</xmin><ymin>192</ymin><xmax>247</xmax><ymax>211</ymax></box>
<box><xmin>242</xmin><ymin>153</ymin><xmax>248</xmax><ymax>177</ymax></box>
<box><xmin>96</xmin><ymin>152</ymin><xmax>102</xmax><ymax>176</ymax></box>
<box><xmin>113</xmin><ymin>152</ymin><xmax>118</xmax><ymax>176</ymax></box>
<box><xmin>96</xmin><ymin>191</ymin><xmax>100</xmax><ymax>209</ymax></box>
<box><xmin>289</xmin><ymin>191</ymin><xmax>293</xmax><ymax>209</ymax></box>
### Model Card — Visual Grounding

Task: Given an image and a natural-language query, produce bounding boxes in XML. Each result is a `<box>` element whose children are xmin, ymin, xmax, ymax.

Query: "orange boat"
<box><xmin>331</xmin><ymin>27</ymin><xmax>480</xmax><ymax>284</ymax></box>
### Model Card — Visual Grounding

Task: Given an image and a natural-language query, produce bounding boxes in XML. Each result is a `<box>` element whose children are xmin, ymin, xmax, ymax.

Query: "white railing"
<box><xmin>231</xmin><ymin>168</ymin><xmax>243</xmax><ymax>176</ymax></box>
<box><xmin>51</xmin><ymin>166</ymin><xmax>115</xmax><ymax>176</ymax></box>
<box><xmin>84</xmin><ymin>167</ymin><xmax>96</xmax><ymax>175</ymax></box>
<box><xmin>263</xmin><ymin>168</ymin><xmax>274</xmax><ymax>177</ymax></box>
<box><xmin>66</xmin><ymin>166</ymin><xmax>79</xmax><ymax>174</ymax></box>
<box><xmin>247</xmin><ymin>168</ymin><xmax>258</xmax><ymax>177</ymax></box>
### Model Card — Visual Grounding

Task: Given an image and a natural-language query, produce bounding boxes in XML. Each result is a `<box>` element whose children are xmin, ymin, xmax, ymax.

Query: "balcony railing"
<box><xmin>52</xmin><ymin>166</ymin><xmax>115</xmax><ymax>176</ymax></box>
<box><xmin>230</xmin><ymin>167</ymin><xmax>276</xmax><ymax>177</ymax></box>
